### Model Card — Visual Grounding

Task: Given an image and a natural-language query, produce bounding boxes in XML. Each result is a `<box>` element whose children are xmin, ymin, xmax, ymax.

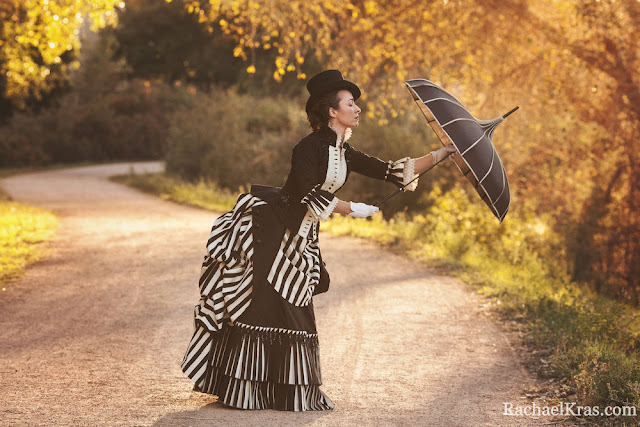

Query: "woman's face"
<box><xmin>330</xmin><ymin>90</ymin><xmax>361</xmax><ymax>131</ymax></box>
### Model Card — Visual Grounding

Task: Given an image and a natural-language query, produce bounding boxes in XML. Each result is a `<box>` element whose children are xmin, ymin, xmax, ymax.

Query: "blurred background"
<box><xmin>0</xmin><ymin>0</ymin><xmax>638</xmax><ymax>303</ymax></box>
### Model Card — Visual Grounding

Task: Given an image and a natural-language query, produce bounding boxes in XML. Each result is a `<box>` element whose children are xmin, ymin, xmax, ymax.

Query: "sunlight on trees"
<box><xmin>176</xmin><ymin>0</ymin><xmax>639</xmax><ymax>300</ymax></box>
<box><xmin>1</xmin><ymin>0</ymin><xmax>638</xmax><ymax>299</ymax></box>
<box><xmin>0</xmin><ymin>0</ymin><xmax>121</xmax><ymax>108</ymax></box>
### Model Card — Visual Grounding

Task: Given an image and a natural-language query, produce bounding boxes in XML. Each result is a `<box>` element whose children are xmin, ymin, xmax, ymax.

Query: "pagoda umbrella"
<box><xmin>377</xmin><ymin>79</ymin><xmax>517</xmax><ymax>222</ymax></box>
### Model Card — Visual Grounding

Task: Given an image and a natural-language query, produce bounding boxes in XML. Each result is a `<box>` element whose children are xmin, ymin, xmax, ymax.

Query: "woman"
<box><xmin>180</xmin><ymin>70</ymin><xmax>456</xmax><ymax>411</ymax></box>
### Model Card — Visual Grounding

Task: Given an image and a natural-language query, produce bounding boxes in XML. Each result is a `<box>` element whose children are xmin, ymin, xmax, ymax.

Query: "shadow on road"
<box><xmin>154</xmin><ymin>400</ymin><xmax>331</xmax><ymax>426</ymax></box>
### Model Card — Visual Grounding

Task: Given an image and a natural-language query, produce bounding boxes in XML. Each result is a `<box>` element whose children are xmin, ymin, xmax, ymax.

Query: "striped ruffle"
<box><xmin>181</xmin><ymin>322</ymin><xmax>334</xmax><ymax>411</ymax></box>
<box><xmin>267</xmin><ymin>230</ymin><xmax>321</xmax><ymax>307</ymax></box>
<box><xmin>195</xmin><ymin>194</ymin><xmax>266</xmax><ymax>332</ymax></box>
<box><xmin>385</xmin><ymin>157</ymin><xmax>418</xmax><ymax>191</ymax></box>
<box><xmin>301</xmin><ymin>184</ymin><xmax>338</xmax><ymax>221</ymax></box>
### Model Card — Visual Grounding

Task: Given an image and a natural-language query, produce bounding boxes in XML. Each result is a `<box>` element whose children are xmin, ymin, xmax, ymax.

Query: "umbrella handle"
<box><xmin>375</xmin><ymin>155</ymin><xmax>450</xmax><ymax>207</ymax></box>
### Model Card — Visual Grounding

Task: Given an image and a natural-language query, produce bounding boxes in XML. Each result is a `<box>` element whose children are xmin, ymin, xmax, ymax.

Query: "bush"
<box><xmin>0</xmin><ymin>28</ymin><xmax>197</xmax><ymax>168</ymax></box>
<box><xmin>572</xmin><ymin>343</ymin><xmax>640</xmax><ymax>417</ymax></box>
<box><xmin>164</xmin><ymin>88</ymin><xmax>450</xmax><ymax>217</ymax></box>
<box><xmin>111</xmin><ymin>171</ymin><xmax>238</xmax><ymax>213</ymax></box>
<box><xmin>0</xmin><ymin>80</ymin><xmax>195</xmax><ymax>167</ymax></box>
<box><xmin>165</xmin><ymin>88</ymin><xmax>307</xmax><ymax>187</ymax></box>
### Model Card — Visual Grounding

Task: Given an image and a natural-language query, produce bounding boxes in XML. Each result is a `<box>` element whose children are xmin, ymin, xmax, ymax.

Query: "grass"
<box><xmin>116</xmin><ymin>170</ymin><xmax>640</xmax><ymax>425</ymax></box>
<box><xmin>0</xmin><ymin>187</ymin><xmax>58</xmax><ymax>289</ymax></box>
<box><xmin>324</xmin><ymin>211</ymin><xmax>640</xmax><ymax>425</ymax></box>
<box><xmin>110</xmin><ymin>170</ymin><xmax>238</xmax><ymax>212</ymax></box>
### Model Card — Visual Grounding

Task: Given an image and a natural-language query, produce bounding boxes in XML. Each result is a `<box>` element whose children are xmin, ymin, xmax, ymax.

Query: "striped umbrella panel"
<box><xmin>406</xmin><ymin>79</ymin><xmax>511</xmax><ymax>221</ymax></box>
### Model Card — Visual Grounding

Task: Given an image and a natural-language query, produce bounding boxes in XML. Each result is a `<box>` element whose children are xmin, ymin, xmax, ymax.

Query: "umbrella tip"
<box><xmin>502</xmin><ymin>106</ymin><xmax>519</xmax><ymax>119</ymax></box>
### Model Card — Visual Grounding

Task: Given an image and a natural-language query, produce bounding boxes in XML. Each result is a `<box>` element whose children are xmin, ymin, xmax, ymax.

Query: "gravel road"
<box><xmin>0</xmin><ymin>162</ymin><xmax>540</xmax><ymax>426</ymax></box>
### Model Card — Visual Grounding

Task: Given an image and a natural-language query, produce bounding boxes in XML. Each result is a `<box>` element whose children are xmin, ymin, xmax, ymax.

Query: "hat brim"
<box><xmin>305</xmin><ymin>80</ymin><xmax>361</xmax><ymax>113</ymax></box>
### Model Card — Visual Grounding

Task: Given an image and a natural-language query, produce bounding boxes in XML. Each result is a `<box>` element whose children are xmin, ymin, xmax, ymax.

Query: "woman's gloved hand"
<box><xmin>431</xmin><ymin>144</ymin><xmax>457</xmax><ymax>164</ymax></box>
<box><xmin>348</xmin><ymin>201</ymin><xmax>379</xmax><ymax>218</ymax></box>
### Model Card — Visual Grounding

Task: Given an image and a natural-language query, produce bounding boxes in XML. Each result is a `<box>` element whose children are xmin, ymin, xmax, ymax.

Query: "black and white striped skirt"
<box><xmin>181</xmin><ymin>194</ymin><xmax>334</xmax><ymax>411</ymax></box>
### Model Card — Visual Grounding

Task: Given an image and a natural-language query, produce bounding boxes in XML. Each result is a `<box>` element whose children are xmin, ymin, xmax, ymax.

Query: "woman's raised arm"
<box><xmin>414</xmin><ymin>144</ymin><xmax>457</xmax><ymax>175</ymax></box>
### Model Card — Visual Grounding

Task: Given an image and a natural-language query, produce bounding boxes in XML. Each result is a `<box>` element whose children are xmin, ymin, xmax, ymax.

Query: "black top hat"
<box><xmin>305</xmin><ymin>70</ymin><xmax>361</xmax><ymax>113</ymax></box>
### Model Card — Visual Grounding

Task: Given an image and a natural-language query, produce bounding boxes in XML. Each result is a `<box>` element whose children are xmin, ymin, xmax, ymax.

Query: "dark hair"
<box><xmin>306</xmin><ymin>90</ymin><xmax>341</xmax><ymax>131</ymax></box>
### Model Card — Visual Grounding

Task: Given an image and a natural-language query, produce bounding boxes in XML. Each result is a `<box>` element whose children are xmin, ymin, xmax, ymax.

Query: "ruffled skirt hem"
<box><xmin>181</xmin><ymin>321</ymin><xmax>334</xmax><ymax>411</ymax></box>
<box><xmin>192</xmin><ymin>373</ymin><xmax>335</xmax><ymax>411</ymax></box>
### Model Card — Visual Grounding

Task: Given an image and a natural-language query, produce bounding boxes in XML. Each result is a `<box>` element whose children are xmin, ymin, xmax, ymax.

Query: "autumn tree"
<box><xmin>112</xmin><ymin>0</ymin><xmax>324</xmax><ymax>96</ymax></box>
<box><xmin>0</xmin><ymin>0</ymin><xmax>121</xmax><ymax>117</ymax></box>
<box><xmin>481</xmin><ymin>0</ymin><xmax>640</xmax><ymax>300</ymax></box>
<box><xmin>109</xmin><ymin>0</ymin><xmax>241</xmax><ymax>89</ymax></box>
<box><xmin>178</xmin><ymin>0</ymin><xmax>639</xmax><ymax>301</ymax></box>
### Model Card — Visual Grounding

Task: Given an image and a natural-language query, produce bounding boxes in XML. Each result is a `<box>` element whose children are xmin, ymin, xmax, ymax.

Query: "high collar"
<box><xmin>318</xmin><ymin>125</ymin><xmax>352</xmax><ymax>147</ymax></box>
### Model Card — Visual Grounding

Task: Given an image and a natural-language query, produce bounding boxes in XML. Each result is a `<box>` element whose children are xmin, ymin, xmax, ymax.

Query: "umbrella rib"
<box><xmin>502</xmin><ymin>167</ymin><xmax>511</xmax><ymax>219</ymax></box>
<box><xmin>424</xmin><ymin>97</ymin><xmax>466</xmax><ymax>109</ymax></box>
<box><xmin>482</xmin><ymin>167</ymin><xmax>508</xmax><ymax>221</ymax></box>
<box><xmin>466</xmin><ymin>140</ymin><xmax>504</xmax><ymax>213</ymax></box>
<box><xmin>439</xmin><ymin>126</ymin><xmax>483</xmax><ymax>185</ymax></box>
<box><xmin>480</xmin><ymin>155</ymin><xmax>506</xmax><ymax>208</ymax></box>
<box><xmin>478</xmin><ymin>149</ymin><xmax>495</xmax><ymax>185</ymax></box>
<box><xmin>474</xmin><ymin>179</ymin><xmax>500</xmax><ymax>218</ymax></box>
<box><xmin>500</xmin><ymin>183</ymin><xmax>511</xmax><ymax>221</ymax></box>
<box><xmin>492</xmin><ymin>167</ymin><xmax>507</xmax><ymax>206</ymax></box>
<box><xmin>460</xmin><ymin>128</ymin><xmax>491</xmax><ymax>156</ymax></box>
<box><xmin>414</xmin><ymin>82</ymin><xmax>468</xmax><ymax>107</ymax></box>
<box><xmin>441</xmin><ymin>117</ymin><xmax>476</xmax><ymax>128</ymax></box>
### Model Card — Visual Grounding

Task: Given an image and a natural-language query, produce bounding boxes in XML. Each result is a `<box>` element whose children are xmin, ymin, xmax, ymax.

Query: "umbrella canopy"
<box><xmin>405</xmin><ymin>79</ymin><xmax>515</xmax><ymax>222</ymax></box>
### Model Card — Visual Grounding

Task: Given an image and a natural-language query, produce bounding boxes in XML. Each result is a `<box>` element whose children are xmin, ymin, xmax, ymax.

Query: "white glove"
<box><xmin>348</xmin><ymin>201</ymin><xmax>379</xmax><ymax>218</ymax></box>
<box><xmin>431</xmin><ymin>144</ymin><xmax>457</xmax><ymax>163</ymax></box>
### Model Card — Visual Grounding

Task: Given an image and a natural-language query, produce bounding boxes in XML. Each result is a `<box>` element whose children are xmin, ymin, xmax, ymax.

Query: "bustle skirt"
<box><xmin>180</xmin><ymin>193</ymin><xmax>334</xmax><ymax>411</ymax></box>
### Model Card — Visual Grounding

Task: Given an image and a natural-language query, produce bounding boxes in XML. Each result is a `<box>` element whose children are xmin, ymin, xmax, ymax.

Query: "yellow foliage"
<box><xmin>364</xmin><ymin>1</ymin><xmax>378</xmax><ymax>16</ymax></box>
<box><xmin>0</xmin><ymin>0</ymin><xmax>121</xmax><ymax>108</ymax></box>
<box><xmin>0</xmin><ymin>202</ymin><xmax>57</xmax><ymax>285</ymax></box>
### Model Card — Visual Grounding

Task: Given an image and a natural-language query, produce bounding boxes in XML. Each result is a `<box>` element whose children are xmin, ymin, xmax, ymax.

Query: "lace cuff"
<box><xmin>384</xmin><ymin>157</ymin><xmax>419</xmax><ymax>191</ymax></box>
<box><xmin>301</xmin><ymin>184</ymin><xmax>339</xmax><ymax>220</ymax></box>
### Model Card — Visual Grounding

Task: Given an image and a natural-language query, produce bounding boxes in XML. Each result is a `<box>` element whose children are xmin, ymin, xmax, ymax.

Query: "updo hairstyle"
<box><xmin>306</xmin><ymin>90</ymin><xmax>341</xmax><ymax>131</ymax></box>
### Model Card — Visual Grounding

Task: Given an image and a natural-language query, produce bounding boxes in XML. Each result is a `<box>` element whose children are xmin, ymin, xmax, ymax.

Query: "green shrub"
<box><xmin>573</xmin><ymin>343</ymin><xmax>640</xmax><ymax>412</ymax></box>
<box><xmin>111</xmin><ymin>171</ymin><xmax>237</xmax><ymax>213</ymax></box>
<box><xmin>165</xmin><ymin>88</ymin><xmax>306</xmax><ymax>187</ymax></box>
<box><xmin>164</xmin><ymin>87</ymin><xmax>450</xmax><ymax>217</ymax></box>
<box><xmin>0</xmin><ymin>27</ymin><xmax>197</xmax><ymax>169</ymax></box>
<box><xmin>0</xmin><ymin>80</ymin><xmax>194</xmax><ymax>168</ymax></box>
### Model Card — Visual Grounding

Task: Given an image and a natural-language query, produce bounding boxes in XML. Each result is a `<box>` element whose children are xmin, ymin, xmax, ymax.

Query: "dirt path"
<box><xmin>0</xmin><ymin>163</ymin><xmax>540</xmax><ymax>426</ymax></box>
